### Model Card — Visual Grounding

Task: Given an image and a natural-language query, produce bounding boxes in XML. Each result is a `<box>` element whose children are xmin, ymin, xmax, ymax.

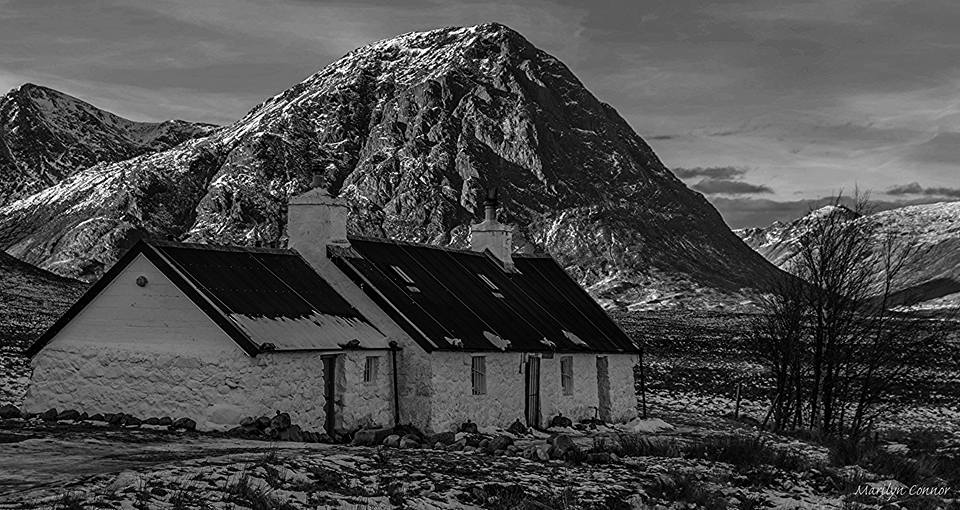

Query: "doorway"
<box><xmin>596</xmin><ymin>356</ymin><xmax>612</xmax><ymax>422</ymax></box>
<box><xmin>322</xmin><ymin>355</ymin><xmax>338</xmax><ymax>436</ymax></box>
<box><xmin>524</xmin><ymin>356</ymin><xmax>541</xmax><ymax>428</ymax></box>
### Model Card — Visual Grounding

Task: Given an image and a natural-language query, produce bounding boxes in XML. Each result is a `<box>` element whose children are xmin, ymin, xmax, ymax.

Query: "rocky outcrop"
<box><xmin>0</xmin><ymin>23</ymin><xmax>782</xmax><ymax>310</ymax></box>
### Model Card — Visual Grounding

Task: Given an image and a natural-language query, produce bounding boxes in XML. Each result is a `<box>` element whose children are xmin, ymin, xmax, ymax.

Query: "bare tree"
<box><xmin>750</xmin><ymin>193</ymin><xmax>953</xmax><ymax>441</ymax></box>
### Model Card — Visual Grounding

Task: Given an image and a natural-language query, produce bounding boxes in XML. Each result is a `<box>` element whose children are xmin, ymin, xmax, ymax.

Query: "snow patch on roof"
<box><xmin>483</xmin><ymin>331</ymin><xmax>511</xmax><ymax>351</ymax></box>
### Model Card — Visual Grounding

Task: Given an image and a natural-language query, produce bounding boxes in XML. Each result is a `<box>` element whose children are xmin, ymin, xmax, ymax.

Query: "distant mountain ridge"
<box><xmin>0</xmin><ymin>83</ymin><xmax>217</xmax><ymax>205</ymax></box>
<box><xmin>0</xmin><ymin>23</ymin><xmax>784</xmax><ymax>311</ymax></box>
<box><xmin>736</xmin><ymin>202</ymin><xmax>960</xmax><ymax>309</ymax></box>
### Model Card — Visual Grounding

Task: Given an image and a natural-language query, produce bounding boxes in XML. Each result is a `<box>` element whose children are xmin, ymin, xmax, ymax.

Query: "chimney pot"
<box><xmin>470</xmin><ymin>187</ymin><xmax>514</xmax><ymax>271</ymax></box>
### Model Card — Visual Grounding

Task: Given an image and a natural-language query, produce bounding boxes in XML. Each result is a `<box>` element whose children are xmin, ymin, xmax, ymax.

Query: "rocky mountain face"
<box><xmin>736</xmin><ymin>202</ymin><xmax>960</xmax><ymax>309</ymax></box>
<box><xmin>0</xmin><ymin>23</ymin><xmax>783</xmax><ymax>310</ymax></box>
<box><xmin>0</xmin><ymin>83</ymin><xmax>216</xmax><ymax>206</ymax></box>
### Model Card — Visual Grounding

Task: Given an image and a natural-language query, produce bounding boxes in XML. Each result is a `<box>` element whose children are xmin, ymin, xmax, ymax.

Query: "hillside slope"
<box><xmin>0</xmin><ymin>24</ymin><xmax>783</xmax><ymax>309</ymax></box>
<box><xmin>0</xmin><ymin>250</ymin><xmax>85</xmax><ymax>349</ymax></box>
<box><xmin>736</xmin><ymin>202</ymin><xmax>960</xmax><ymax>308</ymax></box>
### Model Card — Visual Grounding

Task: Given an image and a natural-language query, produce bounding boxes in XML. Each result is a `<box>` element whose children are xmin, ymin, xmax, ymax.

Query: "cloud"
<box><xmin>692</xmin><ymin>178</ymin><xmax>772</xmax><ymax>196</ymax></box>
<box><xmin>886</xmin><ymin>182</ymin><xmax>960</xmax><ymax>198</ymax></box>
<box><xmin>673</xmin><ymin>166</ymin><xmax>746</xmax><ymax>180</ymax></box>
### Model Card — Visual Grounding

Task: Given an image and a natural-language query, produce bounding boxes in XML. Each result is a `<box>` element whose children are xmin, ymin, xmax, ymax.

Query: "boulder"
<box><xmin>506</xmin><ymin>419</ymin><xmax>528</xmax><ymax>436</ymax></box>
<box><xmin>255</xmin><ymin>416</ymin><xmax>272</xmax><ymax>430</ymax></box>
<box><xmin>279</xmin><ymin>425</ymin><xmax>303</xmax><ymax>442</ymax></box>
<box><xmin>240</xmin><ymin>416</ymin><xmax>255</xmax><ymax>427</ymax></box>
<box><xmin>352</xmin><ymin>427</ymin><xmax>393</xmax><ymax>446</ymax></box>
<box><xmin>549</xmin><ymin>413</ymin><xmax>573</xmax><ymax>428</ymax></box>
<box><xmin>107</xmin><ymin>413</ymin><xmax>124</xmax><ymax>426</ymax></box>
<box><xmin>78</xmin><ymin>412</ymin><xmax>89</xmax><ymax>421</ymax></box>
<box><xmin>121</xmin><ymin>415</ymin><xmax>142</xmax><ymax>427</ymax></box>
<box><xmin>158</xmin><ymin>416</ymin><xmax>173</xmax><ymax>427</ymax></box>
<box><xmin>383</xmin><ymin>434</ymin><xmax>401</xmax><ymax>448</ymax></box>
<box><xmin>171</xmin><ymin>417</ymin><xmax>197</xmax><ymax>431</ymax></box>
<box><xmin>89</xmin><ymin>413</ymin><xmax>105</xmax><ymax>422</ymax></box>
<box><xmin>58</xmin><ymin>409</ymin><xmax>80</xmax><ymax>421</ymax></box>
<box><xmin>270</xmin><ymin>412</ymin><xmax>291</xmax><ymax>431</ymax></box>
<box><xmin>485</xmin><ymin>435</ymin><xmax>514</xmax><ymax>454</ymax></box>
<box><xmin>399</xmin><ymin>437</ymin><xmax>420</xmax><ymax>449</ymax></box>
<box><xmin>550</xmin><ymin>434</ymin><xmax>579</xmax><ymax>458</ymax></box>
<box><xmin>459</xmin><ymin>420</ymin><xmax>479</xmax><ymax>434</ymax></box>
<box><xmin>536</xmin><ymin>444</ymin><xmax>551</xmax><ymax>462</ymax></box>
<box><xmin>447</xmin><ymin>439</ymin><xmax>466</xmax><ymax>452</ymax></box>
<box><xmin>428</xmin><ymin>431</ymin><xmax>457</xmax><ymax>448</ymax></box>
<box><xmin>40</xmin><ymin>409</ymin><xmax>58</xmax><ymax>422</ymax></box>
<box><xmin>478</xmin><ymin>438</ymin><xmax>491</xmax><ymax>450</ymax></box>
<box><xmin>0</xmin><ymin>404</ymin><xmax>21</xmax><ymax>420</ymax></box>
<box><xmin>144</xmin><ymin>417</ymin><xmax>161</xmax><ymax>426</ymax></box>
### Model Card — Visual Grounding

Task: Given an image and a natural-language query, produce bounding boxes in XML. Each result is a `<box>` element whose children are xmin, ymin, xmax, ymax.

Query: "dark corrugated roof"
<box><xmin>27</xmin><ymin>240</ymin><xmax>387</xmax><ymax>357</ymax></box>
<box><xmin>330</xmin><ymin>236</ymin><xmax>637</xmax><ymax>353</ymax></box>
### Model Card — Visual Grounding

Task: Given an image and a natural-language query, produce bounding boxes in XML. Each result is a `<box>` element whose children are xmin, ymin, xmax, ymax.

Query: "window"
<box><xmin>471</xmin><ymin>356</ymin><xmax>487</xmax><ymax>395</ymax></box>
<box><xmin>478</xmin><ymin>274</ymin><xmax>505</xmax><ymax>298</ymax></box>
<box><xmin>363</xmin><ymin>356</ymin><xmax>380</xmax><ymax>384</ymax></box>
<box><xmin>560</xmin><ymin>356</ymin><xmax>574</xmax><ymax>395</ymax></box>
<box><xmin>391</xmin><ymin>265</ymin><xmax>420</xmax><ymax>293</ymax></box>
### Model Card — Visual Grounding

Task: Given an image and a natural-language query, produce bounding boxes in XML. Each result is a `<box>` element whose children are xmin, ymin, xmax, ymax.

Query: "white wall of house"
<box><xmin>426</xmin><ymin>351</ymin><xmax>638</xmax><ymax>433</ymax></box>
<box><xmin>23</xmin><ymin>253</ymin><xmax>395</xmax><ymax>432</ymax></box>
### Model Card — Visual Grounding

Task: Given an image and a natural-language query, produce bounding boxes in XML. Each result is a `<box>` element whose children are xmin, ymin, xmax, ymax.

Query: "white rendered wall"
<box><xmin>427</xmin><ymin>352</ymin><xmax>638</xmax><ymax>432</ymax></box>
<box><xmin>22</xmin><ymin>253</ymin><xmax>395</xmax><ymax>431</ymax></box>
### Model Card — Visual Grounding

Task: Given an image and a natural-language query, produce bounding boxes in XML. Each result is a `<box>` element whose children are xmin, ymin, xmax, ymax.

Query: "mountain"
<box><xmin>0</xmin><ymin>83</ymin><xmax>217</xmax><ymax>206</ymax></box>
<box><xmin>0</xmin><ymin>250</ymin><xmax>85</xmax><ymax>349</ymax></box>
<box><xmin>736</xmin><ymin>202</ymin><xmax>960</xmax><ymax>309</ymax></box>
<box><xmin>0</xmin><ymin>23</ymin><xmax>783</xmax><ymax>309</ymax></box>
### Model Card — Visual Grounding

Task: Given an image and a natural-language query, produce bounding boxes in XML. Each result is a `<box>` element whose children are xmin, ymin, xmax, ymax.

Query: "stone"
<box><xmin>171</xmin><ymin>417</ymin><xmax>196</xmax><ymax>431</ymax></box>
<box><xmin>550</xmin><ymin>413</ymin><xmax>573</xmax><ymax>428</ymax></box>
<box><xmin>550</xmin><ymin>434</ymin><xmax>579</xmax><ymax>458</ymax></box>
<box><xmin>506</xmin><ymin>419</ymin><xmax>528</xmax><ymax>436</ymax></box>
<box><xmin>383</xmin><ymin>434</ymin><xmax>401</xmax><ymax>448</ymax></box>
<box><xmin>428</xmin><ymin>431</ymin><xmax>457</xmax><ymax>448</ymax></box>
<box><xmin>352</xmin><ymin>427</ymin><xmax>393</xmax><ymax>446</ymax></box>
<box><xmin>448</xmin><ymin>440</ymin><xmax>466</xmax><ymax>452</ymax></box>
<box><xmin>58</xmin><ymin>410</ymin><xmax>80</xmax><ymax>421</ymax></box>
<box><xmin>485</xmin><ymin>435</ymin><xmax>514</xmax><ymax>454</ymax></box>
<box><xmin>0</xmin><ymin>404</ymin><xmax>21</xmax><ymax>420</ymax></box>
<box><xmin>255</xmin><ymin>416</ymin><xmax>272</xmax><ymax>430</ymax></box>
<box><xmin>399</xmin><ymin>437</ymin><xmax>420</xmax><ymax>449</ymax></box>
<box><xmin>536</xmin><ymin>445</ymin><xmax>551</xmax><ymax>461</ymax></box>
<box><xmin>122</xmin><ymin>415</ymin><xmax>142</xmax><ymax>427</ymax></box>
<box><xmin>279</xmin><ymin>425</ymin><xmax>303</xmax><ymax>442</ymax></box>
<box><xmin>317</xmin><ymin>433</ymin><xmax>333</xmax><ymax>443</ymax></box>
<box><xmin>478</xmin><ymin>438</ymin><xmax>491</xmax><ymax>450</ymax></box>
<box><xmin>240</xmin><ymin>416</ymin><xmax>255</xmax><ymax>427</ymax></box>
<box><xmin>144</xmin><ymin>417</ymin><xmax>161</xmax><ymax>426</ymax></box>
<box><xmin>89</xmin><ymin>413</ymin><xmax>105</xmax><ymax>422</ymax></box>
<box><xmin>107</xmin><ymin>413</ymin><xmax>124</xmax><ymax>426</ymax></box>
<box><xmin>270</xmin><ymin>412</ymin><xmax>291</xmax><ymax>431</ymax></box>
<box><xmin>586</xmin><ymin>452</ymin><xmax>612</xmax><ymax>464</ymax></box>
<box><xmin>158</xmin><ymin>416</ymin><xmax>173</xmax><ymax>427</ymax></box>
<box><xmin>40</xmin><ymin>408</ymin><xmax>58</xmax><ymax>422</ymax></box>
<box><xmin>78</xmin><ymin>412</ymin><xmax>89</xmax><ymax>421</ymax></box>
<box><xmin>459</xmin><ymin>420</ymin><xmax>479</xmax><ymax>434</ymax></box>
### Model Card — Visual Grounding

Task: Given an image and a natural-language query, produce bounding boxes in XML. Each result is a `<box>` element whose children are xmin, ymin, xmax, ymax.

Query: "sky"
<box><xmin>1</xmin><ymin>0</ymin><xmax>958</xmax><ymax>228</ymax></box>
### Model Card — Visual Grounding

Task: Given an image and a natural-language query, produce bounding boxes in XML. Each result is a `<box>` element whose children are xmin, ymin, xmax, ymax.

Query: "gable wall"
<box><xmin>46</xmin><ymin>253</ymin><xmax>239</xmax><ymax>354</ymax></box>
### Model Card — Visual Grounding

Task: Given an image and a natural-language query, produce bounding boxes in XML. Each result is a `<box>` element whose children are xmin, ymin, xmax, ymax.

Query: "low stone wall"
<box><xmin>23</xmin><ymin>344</ymin><xmax>334</xmax><ymax>431</ymax></box>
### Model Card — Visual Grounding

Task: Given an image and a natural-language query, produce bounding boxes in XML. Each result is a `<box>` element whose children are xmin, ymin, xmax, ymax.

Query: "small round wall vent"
<box><xmin>136</xmin><ymin>275</ymin><xmax>148</xmax><ymax>287</ymax></box>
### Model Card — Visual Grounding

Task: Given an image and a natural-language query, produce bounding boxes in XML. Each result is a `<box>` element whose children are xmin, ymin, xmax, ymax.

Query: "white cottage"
<box><xmin>23</xmin><ymin>184</ymin><xmax>641</xmax><ymax>434</ymax></box>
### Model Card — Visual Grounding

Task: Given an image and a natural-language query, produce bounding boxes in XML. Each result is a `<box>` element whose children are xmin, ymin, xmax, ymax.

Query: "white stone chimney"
<box><xmin>470</xmin><ymin>189</ymin><xmax>514</xmax><ymax>270</ymax></box>
<box><xmin>287</xmin><ymin>173</ymin><xmax>350</xmax><ymax>256</ymax></box>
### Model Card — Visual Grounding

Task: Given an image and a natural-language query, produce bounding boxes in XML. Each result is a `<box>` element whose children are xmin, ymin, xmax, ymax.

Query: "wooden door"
<box><xmin>322</xmin><ymin>355</ymin><xmax>337</xmax><ymax>436</ymax></box>
<box><xmin>596</xmin><ymin>356</ymin><xmax>612</xmax><ymax>422</ymax></box>
<box><xmin>524</xmin><ymin>356</ymin><xmax>541</xmax><ymax>428</ymax></box>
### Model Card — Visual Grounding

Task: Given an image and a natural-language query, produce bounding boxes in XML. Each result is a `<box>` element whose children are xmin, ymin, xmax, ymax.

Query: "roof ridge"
<box><xmin>145</xmin><ymin>239</ymin><xmax>296</xmax><ymax>255</ymax></box>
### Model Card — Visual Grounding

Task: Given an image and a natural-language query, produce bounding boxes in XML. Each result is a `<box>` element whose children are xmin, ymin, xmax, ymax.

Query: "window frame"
<box><xmin>560</xmin><ymin>355</ymin><xmax>574</xmax><ymax>396</ymax></box>
<box><xmin>471</xmin><ymin>356</ymin><xmax>487</xmax><ymax>395</ymax></box>
<box><xmin>363</xmin><ymin>356</ymin><xmax>380</xmax><ymax>384</ymax></box>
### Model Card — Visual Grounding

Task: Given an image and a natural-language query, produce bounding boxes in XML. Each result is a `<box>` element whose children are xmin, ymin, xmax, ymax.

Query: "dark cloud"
<box><xmin>887</xmin><ymin>182</ymin><xmax>960</xmax><ymax>198</ymax></box>
<box><xmin>692</xmin><ymin>178</ymin><xmax>772</xmax><ymax>195</ymax></box>
<box><xmin>672</xmin><ymin>166</ymin><xmax>746</xmax><ymax>179</ymax></box>
<box><xmin>648</xmin><ymin>134</ymin><xmax>676</xmax><ymax>140</ymax></box>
